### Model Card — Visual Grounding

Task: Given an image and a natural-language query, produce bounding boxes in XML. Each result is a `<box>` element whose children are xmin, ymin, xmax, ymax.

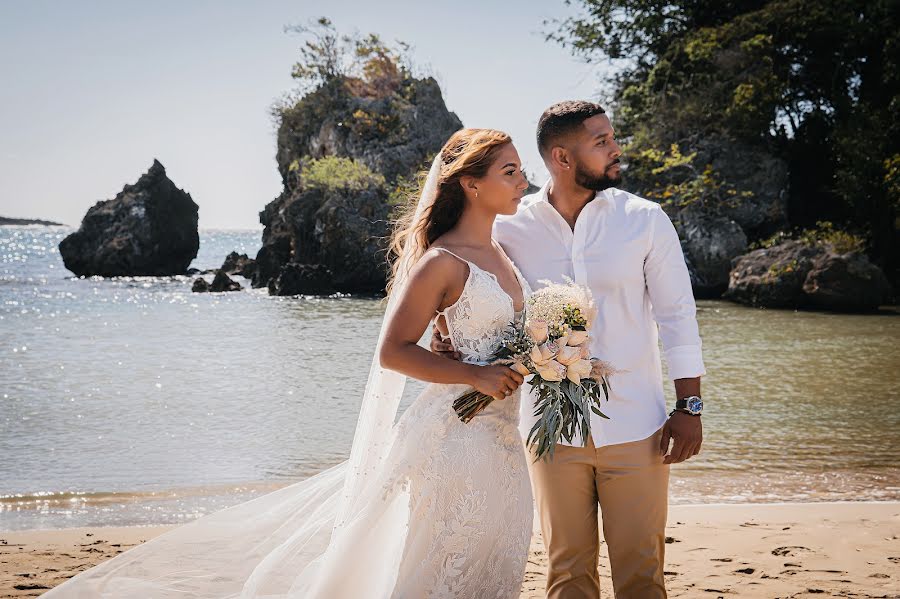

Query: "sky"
<box><xmin>0</xmin><ymin>1</ymin><xmax>610</xmax><ymax>229</ymax></box>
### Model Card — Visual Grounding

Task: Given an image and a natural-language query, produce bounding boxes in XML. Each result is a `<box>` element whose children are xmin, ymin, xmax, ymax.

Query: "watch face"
<box><xmin>687</xmin><ymin>397</ymin><xmax>703</xmax><ymax>414</ymax></box>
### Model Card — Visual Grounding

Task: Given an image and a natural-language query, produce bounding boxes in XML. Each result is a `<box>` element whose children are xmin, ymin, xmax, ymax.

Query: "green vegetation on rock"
<box><xmin>753</xmin><ymin>221</ymin><xmax>866</xmax><ymax>255</ymax></box>
<box><xmin>295</xmin><ymin>156</ymin><xmax>386</xmax><ymax>193</ymax></box>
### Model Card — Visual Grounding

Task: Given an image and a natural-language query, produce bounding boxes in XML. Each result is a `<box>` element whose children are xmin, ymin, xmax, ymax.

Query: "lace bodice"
<box><xmin>434</xmin><ymin>242</ymin><xmax>532</xmax><ymax>365</ymax></box>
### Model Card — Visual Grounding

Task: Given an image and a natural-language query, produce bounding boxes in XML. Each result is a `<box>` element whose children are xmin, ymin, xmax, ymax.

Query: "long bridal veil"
<box><xmin>44</xmin><ymin>156</ymin><xmax>443</xmax><ymax>598</ymax></box>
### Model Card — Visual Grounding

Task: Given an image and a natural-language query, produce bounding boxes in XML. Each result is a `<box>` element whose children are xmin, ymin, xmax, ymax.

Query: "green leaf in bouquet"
<box><xmin>590</xmin><ymin>405</ymin><xmax>610</xmax><ymax>419</ymax></box>
<box><xmin>526</xmin><ymin>419</ymin><xmax>545</xmax><ymax>449</ymax></box>
<box><xmin>542</xmin><ymin>380</ymin><xmax>562</xmax><ymax>394</ymax></box>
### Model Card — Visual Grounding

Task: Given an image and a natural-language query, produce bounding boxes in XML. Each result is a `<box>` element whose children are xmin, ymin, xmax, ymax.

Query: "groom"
<box><xmin>432</xmin><ymin>101</ymin><xmax>705</xmax><ymax>598</ymax></box>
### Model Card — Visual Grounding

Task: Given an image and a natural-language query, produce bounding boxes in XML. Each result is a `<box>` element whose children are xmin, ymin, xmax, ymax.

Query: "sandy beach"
<box><xmin>2</xmin><ymin>502</ymin><xmax>897</xmax><ymax>598</ymax></box>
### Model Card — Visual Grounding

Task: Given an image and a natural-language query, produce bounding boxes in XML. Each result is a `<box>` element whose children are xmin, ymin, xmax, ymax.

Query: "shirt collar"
<box><xmin>535</xmin><ymin>179</ymin><xmax>613</xmax><ymax>208</ymax></box>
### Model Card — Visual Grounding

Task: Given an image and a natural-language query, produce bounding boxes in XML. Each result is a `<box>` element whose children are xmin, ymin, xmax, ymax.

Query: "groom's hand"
<box><xmin>660</xmin><ymin>411</ymin><xmax>703</xmax><ymax>464</ymax></box>
<box><xmin>430</xmin><ymin>323</ymin><xmax>461</xmax><ymax>361</ymax></box>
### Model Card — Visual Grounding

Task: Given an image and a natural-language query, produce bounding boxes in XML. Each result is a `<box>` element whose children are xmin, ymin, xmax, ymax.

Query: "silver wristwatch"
<box><xmin>672</xmin><ymin>395</ymin><xmax>703</xmax><ymax>416</ymax></box>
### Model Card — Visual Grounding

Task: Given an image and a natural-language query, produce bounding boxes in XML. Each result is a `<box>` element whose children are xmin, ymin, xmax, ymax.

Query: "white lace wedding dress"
<box><xmin>44</xmin><ymin>244</ymin><xmax>534</xmax><ymax>599</ymax></box>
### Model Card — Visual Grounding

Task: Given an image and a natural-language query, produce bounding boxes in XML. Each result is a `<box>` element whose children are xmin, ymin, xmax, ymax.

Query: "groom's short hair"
<box><xmin>537</xmin><ymin>101</ymin><xmax>606</xmax><ymax>161</ymax></box>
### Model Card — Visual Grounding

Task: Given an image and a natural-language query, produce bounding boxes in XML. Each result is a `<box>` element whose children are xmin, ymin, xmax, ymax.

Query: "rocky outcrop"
<box><xmin>691</xmin><ymin>136</ymin><xmax>789</xmax><ymax>239</ymax></box>
<box><xmin>253</xmin><ymin>74</ymin><xmax>462</xmax><ymax>295</ymax></box>
<box><xmin>801</xmin><ymin>252</ymin><xmax>892</xmax><ymax>311</ymax></box>
<box><xmin>210</xmin><ymin>270</ymin><xmax>242</xmax><ymax>292</ymax></box>
<box><xmin>59</xmin><ymin>160</ymin><xmax>199</xmax><ymax>276</ymax></box>
<box><xmin>632</xmin><ymin>135</ymin><xmax>791</xmax><ymax>298</ymax></box>
<box><xmin>191</xmin><ymin>270</ymin><xmax>242</xmax><ymax>293</ymax></box>
<box><xmin>255</xmin><ymin>165</ymin><xmax>393</xmax><ymax>293</ymax></box>
<box><xmin>724</xmin><ymin>240</ymin><xmax>891</xmax><ymax>312</ymax></box>
<box><xmin>268</xmin><ymin>264</ymin><xmax>335</xmax><ymax>296</ymax></box>
<box><xmin>220</xmin><ymin>251</ymin><xmax>257</xmax><ymax>279</ymax></box>
<box><xmin>673</xmin><ymin>204</ymin><xmax>748</xmax><ymax>298</ymax></box>
<box><xmin>275</xmin><ymin>77</ymin><xmax>463</xmax><ymax>188</ymax></box>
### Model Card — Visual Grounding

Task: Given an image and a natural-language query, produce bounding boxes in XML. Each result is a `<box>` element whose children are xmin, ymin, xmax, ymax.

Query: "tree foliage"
<box><xmin>551</xmin><ymin>0</ymin><xmax>899</xmax><ymax>285</ymax></box>
<box><xmin>283</xmin><ymin>17</ymin><xmax>412</xmax><ymax>97</ymax></box>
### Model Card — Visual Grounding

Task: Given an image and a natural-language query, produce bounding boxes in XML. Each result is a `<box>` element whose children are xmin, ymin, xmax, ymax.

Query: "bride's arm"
<box><xmin>379</xmin><ymin>252</ymin><xmax>523</xmax><ymax>399</ymax></box>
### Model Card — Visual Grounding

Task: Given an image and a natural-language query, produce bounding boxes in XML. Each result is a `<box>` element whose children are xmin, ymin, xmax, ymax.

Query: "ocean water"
<box><xmin>1</xmin><ymin>226</ymin><xmax>899</xmax><ymax>531</ymax></box>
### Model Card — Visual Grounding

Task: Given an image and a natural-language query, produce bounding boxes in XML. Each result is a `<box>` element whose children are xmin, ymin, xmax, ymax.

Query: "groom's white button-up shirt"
<box><xmin>494</xmin><ymin>181</ymin><xmax>706</xmax><ymax>448</ymax></box>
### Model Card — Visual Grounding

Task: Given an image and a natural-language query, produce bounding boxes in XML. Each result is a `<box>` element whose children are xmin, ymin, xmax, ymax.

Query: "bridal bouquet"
<box><xmin>452</xmin><ymin>277</ymin><xmax>618</xmax><ymax>460</ymax></box>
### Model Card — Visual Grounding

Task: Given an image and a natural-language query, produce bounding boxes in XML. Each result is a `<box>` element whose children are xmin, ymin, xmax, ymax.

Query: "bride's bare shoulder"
<box><xmin>403</xmin><ymin>246</ymin><xmax>469</xmax><ymax>311</ymax></box>
<box><xmin>413</xmin><ymin>245</ymin><xmax>467</xmax><ymax>278</ymax></box>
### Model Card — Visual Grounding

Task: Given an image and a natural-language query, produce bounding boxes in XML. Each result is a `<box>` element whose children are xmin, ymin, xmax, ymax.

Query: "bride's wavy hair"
<box><xmin>386</xmin><ymin>128</ymin><xmax>512</xmax><ymax>297</ymax></box>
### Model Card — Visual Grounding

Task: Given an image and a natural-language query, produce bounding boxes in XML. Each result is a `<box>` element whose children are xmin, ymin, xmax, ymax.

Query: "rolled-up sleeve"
<box><xmin>644</xmin><ymin>206</ymin><xmax>706</xmax><ymax>380</ymax></box>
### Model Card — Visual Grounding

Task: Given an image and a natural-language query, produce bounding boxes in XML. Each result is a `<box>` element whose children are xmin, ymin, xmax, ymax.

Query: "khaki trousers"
<box><xmin>528</xmin><ymin>428</ymin><xmax>669</xmax><ymax>599</ymax></box>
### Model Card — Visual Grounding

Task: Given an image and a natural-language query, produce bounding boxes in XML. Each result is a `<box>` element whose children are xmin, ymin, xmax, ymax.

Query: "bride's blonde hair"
<box><xmin>386</xmin><ymin>128</ymin><xmax>512</xmax><ymax>297</ymax></box>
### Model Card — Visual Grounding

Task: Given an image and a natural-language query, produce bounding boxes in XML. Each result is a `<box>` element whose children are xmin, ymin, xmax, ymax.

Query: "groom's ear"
<box><xmin>549</xmin><ymin>146</ymin><xmax>571</xmax><ymax>172</ymax></box>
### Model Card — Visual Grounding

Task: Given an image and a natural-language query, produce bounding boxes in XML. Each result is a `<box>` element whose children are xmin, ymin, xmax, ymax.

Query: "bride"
<box><xmin>45</xmin><ymin>128</ymin><xmax>535</xmax><ymax>598</ymax></box>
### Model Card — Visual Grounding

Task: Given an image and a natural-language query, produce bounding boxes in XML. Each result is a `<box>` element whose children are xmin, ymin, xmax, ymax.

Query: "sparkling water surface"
<box><xmin>1</xmin><ymin>226</ymin><xmax>898</xmax><ymax>530</ymax></box>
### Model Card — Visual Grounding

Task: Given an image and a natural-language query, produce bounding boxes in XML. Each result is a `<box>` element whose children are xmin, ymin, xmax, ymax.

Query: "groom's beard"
<box><xmin>574</xmin><ymin>160</ymin><xmax>622</xmax><ymax>192</ymax></box>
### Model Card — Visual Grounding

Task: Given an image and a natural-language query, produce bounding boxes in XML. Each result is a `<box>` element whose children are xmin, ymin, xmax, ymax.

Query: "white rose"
<box><xmin>556</xmin><ymin>345</ymin><xmax>582</xmax><ymax>366</ymax></box>
<box><xmin>510</xmin><ymin>361</ymin><xmax>531</xmax><ymax>377</ymax></box>
<box><xmin>536</xmin><ymin>359</ymin><xmax>566</xmax><ymax>382</ymax></box>
<box><xmin>566</xmin><ymin>359</ymin><xmax>593</xmax><ymax>383</ymax></box>
<box><xmin>539</xmin><ymin>341</ymin><xmax>560</xmax><ymax>363</ymax></box>
<box><xmin>567</xmin><ymin>330</ymin><xmax>589</xmax><ymax>346</ymax></box>
<box><xmin>526</xmin><ymin>320</ymin><xmax>549</xmax><ymax>345</ymax></box>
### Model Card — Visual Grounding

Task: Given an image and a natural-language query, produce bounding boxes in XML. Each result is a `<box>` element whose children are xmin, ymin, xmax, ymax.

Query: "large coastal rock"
<box><xmin>673</xmin><ymin>204</ymin><xmax>748</xmax><ymax>298</ymax></box>
<box><xmin>253</xmin><ymin>74</ymin><xmax>462</xmax><ymax>294</ymax></box>
<box><xmin>275</xmin><ymin>77</ymin><xmax>463</xmax><ymax>188</ymax></box>
<box><xmin>59</xmin><ymin>160</ymin><xmax>199</xmax><ymax>276</ymax></box>
<box><xmin>724</xmin><ymin>240</ymin><xmax>891</xmax><ymax>312</ymax></box>
<box><xmin>692</xmin><ymin>136</ymin><xmax>789</xmax><ymax>239</ymax></box>
<box><xmin>801</xmin><ymin>252</ymin><xmax>892</xmax><ymax>311</ymax></box>
<box><xmin>268</xmin><ymin>263</ymin><xmax>335</xmax><ymax>296</ymax></box>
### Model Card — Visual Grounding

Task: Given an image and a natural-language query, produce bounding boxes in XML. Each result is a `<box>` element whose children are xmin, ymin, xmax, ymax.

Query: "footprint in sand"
<box><xmin>13</xmin><ymin>583</ymin><xmax>50</xmax><ymax>590</ymax></box>
<box><xmin>771</xmin><ymin>545</ymin><xmax>810</xmax><ymax>556</ymax></box>
<box><xmin>806</xmin><ymin>569</ymin><xmax>845</xmax><ymax>574</ymax></box>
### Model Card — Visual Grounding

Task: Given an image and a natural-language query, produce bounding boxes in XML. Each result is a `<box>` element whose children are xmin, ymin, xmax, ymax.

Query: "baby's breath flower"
<box><xmin>526</xmin><ymin>277</ymin><xmax>596</xmax><ymax>334</ymax></box>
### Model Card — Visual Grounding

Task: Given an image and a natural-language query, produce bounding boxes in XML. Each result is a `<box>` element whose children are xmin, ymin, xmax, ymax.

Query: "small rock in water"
<box><xmin>191</xmin><ymin>278</ymin><xmax>210</xmax><ymax>293</ymax></box>
<box><xmin>210</xmin><ymin>270</ymin><xmax>242</xmax><ymax>292</ymax></box>
<box><xmin>220</xmin><ymin>251</ymin><xmax>257</xmax><ymax>279</ymax></box>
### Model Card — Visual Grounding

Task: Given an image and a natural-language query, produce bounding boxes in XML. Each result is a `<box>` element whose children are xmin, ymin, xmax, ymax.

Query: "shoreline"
<box><xmin>5</xmin><ymin>498</ymin><xmax>900</xmax><ymax>533</ymax></box>
<box><xmin>3</xmin><ymin>502</ymin><xmax>897</xmax><ymax>598</ymax></box>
